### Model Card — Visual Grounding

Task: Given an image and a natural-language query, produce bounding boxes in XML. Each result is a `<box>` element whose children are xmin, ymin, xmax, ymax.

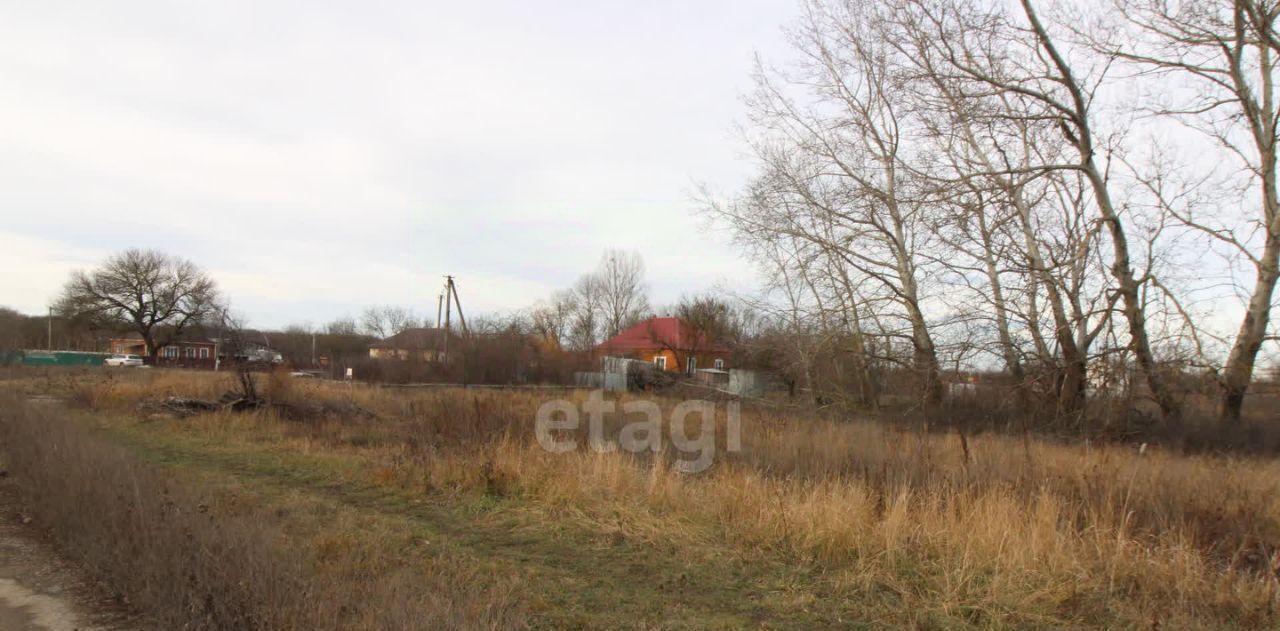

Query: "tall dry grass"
<box><xmin>4</xmin><ymin>369</ymin><xmax>1279</xmax><ymax>627</ymax></box>
<box><xmin>344</xmin><ymin>386</ymin><xmax>1280</xmax><ymax>626</ymax></box>
<box><xmin>0</xmin><ymin>392</ymin><xmax>525</xmax><ymax>630</ymax></box>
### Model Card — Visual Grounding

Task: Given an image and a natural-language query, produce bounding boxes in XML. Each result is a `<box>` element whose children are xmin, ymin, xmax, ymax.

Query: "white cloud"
<box><xmin>0</xmin><ymin>233</ymin><xmax>108</xmax><ymax>312</ymax></box>
<box><xmin>0</xmin><ymin>0</ymin><xmax>796</xmax><ymax>328</ymax></box>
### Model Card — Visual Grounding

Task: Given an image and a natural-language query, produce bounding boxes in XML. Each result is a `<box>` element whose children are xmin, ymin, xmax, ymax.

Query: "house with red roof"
<box><xmin>594</xmin><ymin>316</ymin><xmax>730</xmax><ymax>374</ymax></box>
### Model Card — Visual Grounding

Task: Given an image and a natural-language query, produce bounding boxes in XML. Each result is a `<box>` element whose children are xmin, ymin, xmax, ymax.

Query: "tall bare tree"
<box><xmin>538</xmin><ymin>250</ymin><xmax>652</xmax><ymax>351</ymax></box>
<box><xmin>360</xmin><ymin>305</ymin><xmax>420</xmax><ymax>339</ymax></box>
<box><xmin>885</xmin><ymin>0</ymin><xmax>1182</xmax><ymax>419</ymax></box>
<box><xmin>712</xmin><ymin>0</ymin><xmax>946</xmax><ymax>403</ymax></box>
<box><xmin>595</xmin><ymin>249</ymin><xmax>651</xmax><ymax>340</ymax></box>
<box><xmin>905</xmin><ymin>48</ymin><xmax>1114</xmax><ymax>414</ymax></box>
<box><xmin>56</xmin><ymin>248</ymin><xmax>219</xmax><ymax>361</ymax></box>
<box><xmin>568</xmin><ymin>273</ymin><xmax>603</xmax><ymax>350</ymax></box>
<box><xmin>529</xmin><ymin>289</ymin><xmax>578</xmax><ymax>348</ymax></box>
<box><xmin>325</xmin><ymin>316</ymin><xmax>359</xmax><ymax>336</ymax></box>
<box><xmin>1097</xmin><ymin>0</ymin><xmax>1280</xmax><ymax>422</ymax></box>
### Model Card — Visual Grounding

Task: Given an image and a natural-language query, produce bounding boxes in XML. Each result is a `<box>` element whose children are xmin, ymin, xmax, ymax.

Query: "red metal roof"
<box><xmin>595</xmin><ymin>317</ymin><xmax>729</xmax><ymax>353</ymax></box>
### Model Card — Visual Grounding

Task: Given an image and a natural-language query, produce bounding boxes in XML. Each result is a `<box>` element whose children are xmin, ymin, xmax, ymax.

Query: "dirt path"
<box><xmin>0</xmin><ymin>478</ymin><xmax>144</xmax><ymax>631</ymax></box>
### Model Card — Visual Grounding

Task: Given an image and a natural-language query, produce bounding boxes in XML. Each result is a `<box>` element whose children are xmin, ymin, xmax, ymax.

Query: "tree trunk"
<box><xmin>1058</xmin><ymin>350</ymin><xmax>1086</xmax><ymax>414</ymax></box>
<box><xmin>1087</xmin><ymin>166</ymin><xmax>1180</xmax><ymax>420</ymax></box>
<box><xmin>914</xmin><ymin>331</ymin><xmax>944</xmax><ymax>405</ymax></box>
<box><xmin>883</xmin><ymin>159</ymin><xmax>943</xmax><ymax>406</ymax></box>
<box><xmin>1009</xmin><ymin>185</ymin><xmax>1086</xmax><ymax>415</ymax></box>
<box><xmin>977</xmin><ymin>213</ymin><xmax>1023</xmax><ymax>382</ymax></box>
<box><xmin>1219</xmin><ymin>234</ymin><xmax>1280</xmax><ymax>423</ymax></box>
<box><xmin>902</xmin><ymin>275</ymin><xmax>943</xmax><ymax>405</ymax></box>
<box><xmin>1020</xmin><ymin>0</ymin><xmax>1181</xmax><ymax>421</ymax></box>
<box><xmin>1220</xmin><ymin>34</ymin><xmax>1280</xmax><ymax>424</ymax></box>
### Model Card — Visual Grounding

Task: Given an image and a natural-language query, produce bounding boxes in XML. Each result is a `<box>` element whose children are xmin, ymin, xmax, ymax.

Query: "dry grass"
<box><xmin>0</xmin><ymin>390</ymin><xmax>525</xmax><ymax>630</ymax></box>
<box><xmin>2</xmin><ymin>368</ymin><xmax>1278</xmax><ymax>628</ymax></box>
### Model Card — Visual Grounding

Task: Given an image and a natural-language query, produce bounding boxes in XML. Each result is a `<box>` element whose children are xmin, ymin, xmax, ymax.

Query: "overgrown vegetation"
<box><xmin>0</xmin><ymin>369</ymin><xmax>1276</xmax><ymax>628</ymax></box>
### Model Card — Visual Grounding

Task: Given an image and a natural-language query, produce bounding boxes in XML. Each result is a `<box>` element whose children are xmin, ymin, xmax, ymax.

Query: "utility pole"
<box><xmin>435</xmin><ymin>292</ymin><xmax>445</xmax><ymax>363</ymax></box>
<box><xmin>47</xmin><ymin>306</ymin><xmax>52</xmax><ymax>351</ymax></box>
<box><xmin>440</xmin><ymin>275</ymin><xmax>470</xmax><ymax>364</ymax></box>
<box><xmin>311</xmin><ymin>332</ymin><xmax>316</xmax><ymax>367</ymax></box>
<box><xmin>450</xmin><ymin>276</ymin><xmax>467</xmax><ymax>336</ymax></box>
<box><xmin>443</xmin><ymin>277</ymin><xmax>453</xmax><ymax>363</ymax></box>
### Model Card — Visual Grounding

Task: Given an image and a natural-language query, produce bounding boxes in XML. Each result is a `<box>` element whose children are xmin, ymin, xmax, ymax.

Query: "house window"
<box><xmin>164</xmin><ymin>346</ymin><xmax>178</xmax><ymax>358</ymax></box>
<box><xmin>714</xmin><ymin>358</ymin><xmax>724</xmax><ymax>370</ymax></box>
<box><xmin>686</xmin><ymin>356</ymin><xmax>697</xmax><ymax>374</ymax></box>
<box><xmin>199</xmin><ymin>347</ymin><xmax>209</xmax><ymax>359</ymax></box>
<box><xmin>654</xmin><ymin>355</ymin><xmax>666</xmax><ymax>370</ymax></box>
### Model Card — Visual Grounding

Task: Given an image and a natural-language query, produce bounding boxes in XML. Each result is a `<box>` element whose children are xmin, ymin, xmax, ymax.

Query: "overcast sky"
<box><xmin>0</xmin><ymin>1</ymin><xmax>798</xmax><ymax>328</ymax></box>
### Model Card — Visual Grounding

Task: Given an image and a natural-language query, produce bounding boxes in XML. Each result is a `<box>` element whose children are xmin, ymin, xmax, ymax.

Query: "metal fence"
<box><xmin>573</xmin><ymin>371</ymin><xmax>627</xmax><ymax>392</ymax></box>
<box><xmin>9</xmin><ymin>350</ymin><xmax>111</xmax><ymax>367</ymax></box>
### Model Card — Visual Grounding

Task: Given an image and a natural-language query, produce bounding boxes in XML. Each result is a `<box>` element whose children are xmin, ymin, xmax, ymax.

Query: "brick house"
<box><xmin>594</xmin><ymin>317</ymin><xmax>730</xmax><ymax>374</ymax></box>
<box><xmin>108</xmin><ymin>334</ymin><xmax>217</xmax><ymax>368</ymax></box>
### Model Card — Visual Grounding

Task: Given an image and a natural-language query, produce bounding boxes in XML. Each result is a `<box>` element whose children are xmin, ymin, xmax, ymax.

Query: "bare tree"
<box><xmin>1095</xmin><ymin>0</ymin><xmax>1280</xmax><ymax>422</ymax></box>
<box><xmin>594</xmin><ymin>249</ymin><xmax>651</xmax><ymax>340</ymax></box>
<box><xmin>710</xmin><ymin>0</ymin><xmax>946</xmax><ymax>404</ymax></box>
<box><xmin>209</xmin><ymin>304</ymin><xmax>260</xmax><ymax>402</ymax></box>
<box><xmin>567</xmin><ymin>273</ymin><xmax>603</xmax><ymax>350</ymax></box>
<box><xmin>360</xmin><ymin>305</ymin><xmax>420</xmax><ymax>339</ymax></box>
<box><xmin>56</xmin><ymin>248</ymin><xmax>219</xmax><ymax>362</ymax></box>
<box><xmin>884</xmin><ymin>0</ymin><xmax>1182</xmax><ymax>419</ymax></box>
<box><xmin>904</xmin><ymin>49</ymin><xmax>1115</xmax><ymax>415</ymax></box>
<box><xmin>542</xmin><ymin>250</ymin><xmax>652</xmax><ymax>351</ymax></box>
<box><xmin>0</xmin><ymin>307</ymin><xmax>22</xmax><ymax>351</ymax></box>
<box><xmin>325</xmin><ymin>316</ymin><xmax>359</xmax><ymax>336</ymax></box>
<box><xmin>529</xmin><ymin>289</ymin><xmax>577</xmax><ymax>348</ymax></box>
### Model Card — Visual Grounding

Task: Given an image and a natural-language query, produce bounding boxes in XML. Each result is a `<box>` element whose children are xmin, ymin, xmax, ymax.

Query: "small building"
<box><xmin>368</xmin><ymin>327</ymin><xmax>456</xmax><ymax>361</ymax></box>
<box><xmin>594</xmin><ymin>317</ymin><xmax>730</xmax><ymax>375</ymax></box>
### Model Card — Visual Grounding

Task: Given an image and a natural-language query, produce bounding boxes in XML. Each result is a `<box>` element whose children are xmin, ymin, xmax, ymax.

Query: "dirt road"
<box><xmin>0</xmin><ymin>478</ymin><xmax>144</xmax><ymax>631</ymax></box>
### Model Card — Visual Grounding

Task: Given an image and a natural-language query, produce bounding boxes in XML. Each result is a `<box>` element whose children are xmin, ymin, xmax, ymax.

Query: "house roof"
<box><xmin>110</xmin><ymin>333</ymin><xmax>216</xmax><ymax>345</ymax></box>
<box><xmin>369</xmin><ymin>327</ymin><xmax>456</xmax><ymax>350</ymax></box>
<box><xmin>595</xmin><ymin>317</ymin><xmax>729</xmax><ymax>353</ymax></box>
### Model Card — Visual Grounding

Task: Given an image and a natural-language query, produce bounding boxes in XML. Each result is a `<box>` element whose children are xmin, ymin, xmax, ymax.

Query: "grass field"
<box><xmin>1</xmin><ymin>368</ymin><xmax>1278</xmax><ymax>629</ymax></box>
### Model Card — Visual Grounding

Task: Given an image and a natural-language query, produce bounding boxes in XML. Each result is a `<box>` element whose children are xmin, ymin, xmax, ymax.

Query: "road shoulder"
<box><xmin>0</xmin><ymin>476</ymin><xmax>146</xmax><ymax>631</ymax></box>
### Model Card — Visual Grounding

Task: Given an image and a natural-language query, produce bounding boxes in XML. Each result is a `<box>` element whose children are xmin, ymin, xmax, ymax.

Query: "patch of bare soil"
<box><xmin>0</xmin><ymin>476</ymin><xmax>147</xmax><ymax>630</ymax></box>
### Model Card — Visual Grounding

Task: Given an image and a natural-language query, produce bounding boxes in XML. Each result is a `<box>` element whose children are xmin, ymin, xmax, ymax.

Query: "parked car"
<box><xmin>104</xmin><ymin>354</ymin><xmax>144</xmax><ymax>367</ymax></box>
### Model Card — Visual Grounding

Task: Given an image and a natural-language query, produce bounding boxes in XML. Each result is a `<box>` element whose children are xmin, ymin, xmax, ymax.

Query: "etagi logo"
<box><xmin>535</xmin><ymin>391</ymin><xmax>741</xmax><ymax>473</ymax></box>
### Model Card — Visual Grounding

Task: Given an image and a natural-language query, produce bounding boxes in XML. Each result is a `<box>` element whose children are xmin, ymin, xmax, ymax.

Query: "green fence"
<box><xmin>8</xmin><ymin>350</ymin><xmax>111</xmax><ymax>367</ymax></box>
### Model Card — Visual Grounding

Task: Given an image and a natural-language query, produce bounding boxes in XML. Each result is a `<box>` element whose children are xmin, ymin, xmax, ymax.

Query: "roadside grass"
<box><xmin>1</xmin><ymin>368</ymin><xmax>1278</xmax><ymax>628</ymax></box>
<box><xmin>0</xmin><ymin>399</ymin><xmax>525</xmax><ymax>629</ymax></box>
<box><xmin>96</xmin><ymin>410</ymin><xmax>864</xmax><ymax>628</ymax></box>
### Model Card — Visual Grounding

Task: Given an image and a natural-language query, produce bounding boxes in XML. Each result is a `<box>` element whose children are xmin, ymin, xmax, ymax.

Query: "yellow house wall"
<box><xmin>631</xmin><ymin>348</ymin><xmax>728</xmax><ymax>373</ymax></box>
<box><xmin>369</xmin><ymin>347</ymin><xmax>442</xmax><ymax>361</ymax></box>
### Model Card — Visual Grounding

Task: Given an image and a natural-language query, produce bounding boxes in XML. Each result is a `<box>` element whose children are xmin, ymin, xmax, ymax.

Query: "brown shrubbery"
<box><xmin>0</xmin><ymin>393</ymin><xmax>524</xmax><ymax>630</ymax></box>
